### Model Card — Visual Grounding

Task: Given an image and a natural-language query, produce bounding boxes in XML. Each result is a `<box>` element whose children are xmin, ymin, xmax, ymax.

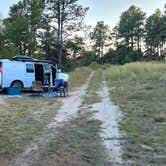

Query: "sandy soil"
<box><xmin>48</xmin><ymin>72</ymin><xmax>94</xmax><ymax>127</ymax></box>
<box><xmin>0</xmin><ymin>96</ymin><xmax>6</xmax><ymax>106</ymax></box>
<box><xmin>92</xmin><ymin>75</ymin><xmax>124</xmax><ymax>166</ymax></box>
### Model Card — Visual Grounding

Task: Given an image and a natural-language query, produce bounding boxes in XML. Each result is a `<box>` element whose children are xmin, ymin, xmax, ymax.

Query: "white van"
<box><xmin>0</xmin><ymin>58</ymin><xmax>56</xmax><ymax>89</ymax></box>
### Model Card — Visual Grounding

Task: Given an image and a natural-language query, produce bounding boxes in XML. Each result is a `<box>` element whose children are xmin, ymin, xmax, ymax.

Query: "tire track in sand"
<box><xmin>92</xmin><ymin>74</ymin><xmax>124</xmax><ymax>166</ymax></box>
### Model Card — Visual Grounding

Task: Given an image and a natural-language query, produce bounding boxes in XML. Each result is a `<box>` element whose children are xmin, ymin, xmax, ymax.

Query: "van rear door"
<box><xmin>0</xmin><ymin>62</ymin><xmax>2</xmax><ymax>87</ymax></box>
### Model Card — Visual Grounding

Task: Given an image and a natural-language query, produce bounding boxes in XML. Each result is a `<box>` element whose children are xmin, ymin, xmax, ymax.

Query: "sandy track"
<box><xmin>48</xmin><ymin>71</ymin><xmax>94</xmax><ymax>127</ymax></box>
<box><xmin>92</xmin><ymin>74</ymin><xmax>124</xmax><ymax>166</ymax></box>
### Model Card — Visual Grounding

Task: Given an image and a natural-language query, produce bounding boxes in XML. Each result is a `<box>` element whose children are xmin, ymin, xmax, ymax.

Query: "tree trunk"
<box><xmin>60</xmin><ymin>1</ymin><xmax>65</xmax><ymax>69</ymax></box>
<box><xmin>131</xmin><ymin>35</ymin><xmax>134</xmax><ymax>50</ymax></box>
<box><xmin>157</xmin><ymin>45</ymin><xmax>159</xmax><ymax>56</ymax></box>
<box><xmin>57</xmin><ymin>0</ymin><xmax>62</xmax><ymax>69</ymax></box>
<box><xmin>19</xmin><ymin>41</ymin><xmax>22</xmax><ymax>54</ymax></box>
<box><xmin>137</xmin><ymin>24</ymin><xmax>140</xmax><ymax>51</ymax></box>
<box><xmin>99</xmin><ymin>42</ymin><xmax>104</xmax><ymax>64</ymax></box>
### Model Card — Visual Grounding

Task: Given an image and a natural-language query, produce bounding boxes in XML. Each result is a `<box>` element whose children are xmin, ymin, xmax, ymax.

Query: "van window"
<box><xmin>44</xmin><ymin>64</ymin><xmax>50</xmax><ymax>73</ymax></box>
<box><xmin>26</xmin><ymin>64</ymin><xmax>34</xmax><ymax>73</ymax></box>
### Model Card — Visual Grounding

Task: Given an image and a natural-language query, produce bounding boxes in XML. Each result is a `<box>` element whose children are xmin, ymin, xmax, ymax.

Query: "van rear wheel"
<box><xmin>11</xmin><ymin>81</ymin><xmax>23</xmax><ymax>89</ymax></box>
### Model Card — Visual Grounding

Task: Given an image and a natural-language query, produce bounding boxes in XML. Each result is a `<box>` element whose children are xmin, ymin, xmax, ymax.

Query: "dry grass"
<box><xmin>106</xmin><ymin>62</ymin><xmax>166</xmax><ymax>165</ymax></box>
<box><xmin>40</xmin><ymin>110</ymin><xmax>106</xmax><ymax>166</ymax></box>
<box><xmin>83</xmin><ymin>69</ymin><xmax>103</xmax><ymax>105</ymax></box>
<box><xmin>69</xmin><ymin>67</ymin><xmax>92</xmax><ymax>91</ymax></box>
<box><xmin>38</xmin><ymin>69</ymin><xmax>108</xmax><ymax>166</ymax></box>
<box><xmin>0</xmin><ymin>97</ymin><xmax>60</xmax><ymax>159</ymax></box>
<box><xmin>0</xmin><ymin>67</ymin><xmax>93</xmax><ymax>163</ymax></box>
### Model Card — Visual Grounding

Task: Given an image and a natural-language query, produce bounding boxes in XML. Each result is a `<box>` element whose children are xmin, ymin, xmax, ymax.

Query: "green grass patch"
<box><xmin>83</xmin><ymin>70</ymin><xmax>103</xmax><ymax>105</ymax></box>
<box><xmin>40</xmin><ymin>110</ymin><xmax>107</xmax><ymax>166</ymax></box>
<box><xmin>105</xmin><ymin>62</ymin><xmax>166</xmax><ymax>165</ymax></box>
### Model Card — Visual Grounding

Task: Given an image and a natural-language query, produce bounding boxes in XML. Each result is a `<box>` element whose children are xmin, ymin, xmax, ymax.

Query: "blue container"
<box><xmin>6</xmin><ymin>87</ymin><xmax>21</xmax><ymax>95</ymax></box>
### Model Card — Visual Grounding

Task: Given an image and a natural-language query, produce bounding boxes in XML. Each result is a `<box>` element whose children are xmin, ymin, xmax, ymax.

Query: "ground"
<box><xmin>0</xmin><ymin>64</ymin><xmax>166</xmax><ymax>166</ymax></box>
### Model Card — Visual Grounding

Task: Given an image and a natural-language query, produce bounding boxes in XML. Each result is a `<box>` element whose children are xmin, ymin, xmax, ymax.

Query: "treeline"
<box><xmin>0</xmin><ymin>1</ymin><xmax>165</xmax><ymax>70</ymax></box>
<box><xmin>0</xmin><ymin>0</ymin><xmax>88</xmax><ymax>70</ymax></box>
<box><xmin>91</xmin><ymin>5</ymin><xmax>166</xmax><ymax>65</ymax></box>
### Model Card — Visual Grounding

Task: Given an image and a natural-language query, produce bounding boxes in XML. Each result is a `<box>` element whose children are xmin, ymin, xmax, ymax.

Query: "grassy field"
<box><xmin>106</xmin><ymin>62</ymin><xmax>166</xmax><ymax>165</ymax></box>
<box><xmin>2</xmin><ymin>63</ymin><xmax>166</xmax><ymax>165</ymax></box>
<box><xmin>0</xmin><ymin>97</ymin><xmax>60</xmax><ymax>158</ymax></box>
<box><xmin>40</xmin><ymin>109</ymin><xmax>106</xmax><ymax>166</ymax></box>
<box><xmin>0</xmin><ymin>67</ymin><xmax>91</xmax><ymax>162</ymax></box>
<box><xmin>40</xmin><ymin>69</ymin><xmax>108</xmax><ymax>166</ymax></box>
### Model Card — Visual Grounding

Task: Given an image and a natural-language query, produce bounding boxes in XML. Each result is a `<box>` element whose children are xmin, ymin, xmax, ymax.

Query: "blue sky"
<box><xmin>0</xmin><ymin>0</ymin><xmax>165</xmax><ymax>28</ymax></box>
<box><xmin>78</xmin><ymin>0</ymin><xmax>165</xmax><ymax>27</ymax></box>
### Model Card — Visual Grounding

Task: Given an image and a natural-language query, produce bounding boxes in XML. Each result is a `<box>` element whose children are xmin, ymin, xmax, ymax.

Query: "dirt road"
<box><xmin>92</xmin><ymin>75</ymin><xmax>123</xmax><ymax>165</ymax></box>
<box><xmin>6</xmin><ymin>71</ymin><xmax>123</xmax><ymax>166</ymax></box>
<box><xmin>11</xmin><ymin>72</ymin><xmax>95</xmax><ymax>166</ymax></box>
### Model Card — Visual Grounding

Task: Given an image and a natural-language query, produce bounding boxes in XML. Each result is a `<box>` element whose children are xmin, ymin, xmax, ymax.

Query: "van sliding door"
<box><xmin>34</xmin><ymin>64</ymin><xmax>44</xmax><ymax>85</ymax></box>
<box><xmin>43</xmin><ymin>64</ymin><xmax>51</xmax><ymax>86</ymax></box>
<box><xmin>51</xmin><ymin>66</ymin><xmax>56</xmax><ymax>86</ymax></box>
<box><xmin>0</xmin><ymin>62</ymin><xmax>2</xmax><ymax>87</ymax></box>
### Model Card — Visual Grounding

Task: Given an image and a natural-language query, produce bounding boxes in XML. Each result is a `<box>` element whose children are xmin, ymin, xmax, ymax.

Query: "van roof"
<box><xmin>0</xmin><ymin>59</ymin><xmax>10</xmax><ymax>62</ymax></box>
<box><xmin>0</xmin><ymin>58</ymin><xmax>52</xmax><ymax>64</ymax></box>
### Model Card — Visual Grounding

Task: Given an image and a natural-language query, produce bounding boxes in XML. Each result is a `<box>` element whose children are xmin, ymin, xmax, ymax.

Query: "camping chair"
<box><xmin>31</xmin><ymin>81</ymin><xmax>43</xmax><ymax>96</ymax></box>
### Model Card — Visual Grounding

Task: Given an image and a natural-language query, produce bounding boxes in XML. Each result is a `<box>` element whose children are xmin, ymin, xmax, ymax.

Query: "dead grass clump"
<box><xmin>69</xmin><ymin>67</ymin><xmax>91</xmax><ymax>91</ymax></box>
<box><xmin>154</xmin><ymin>113</ymin><xmax>166</xmax><ymax>122</ymax></box>
<box><xmin>83</xmin><ymin>70</ymin><xmax>102</xmax><ymax>105</ymax></box>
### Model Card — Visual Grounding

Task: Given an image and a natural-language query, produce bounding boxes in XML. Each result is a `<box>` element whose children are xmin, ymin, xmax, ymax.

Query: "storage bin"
<box><xmin>6</xmin><ymin>87</ymin><xmax>21</xmax><ymax>95</ymax></box>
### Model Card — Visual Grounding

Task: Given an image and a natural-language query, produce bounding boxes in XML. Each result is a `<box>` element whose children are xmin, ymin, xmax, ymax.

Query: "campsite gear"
<box><xmin>31</xmin><ymin>81</ymin><xmax>43</xmax><ymax>95</ymax></box>
<box><xmin>6</xmin><ymin>87</ymin><xmax>21</xmax><ymax>95</ymax></box>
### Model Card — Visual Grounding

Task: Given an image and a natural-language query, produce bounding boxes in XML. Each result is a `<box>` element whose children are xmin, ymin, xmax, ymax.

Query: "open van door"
<box><xmin>51</xmin><ymin>65</ymin><xmax>56</xmax><ymax>86</ymax></box>
<box><xmin>0</xmin><ymin>62</ymin><xmax>2</xmax><ymax>88</ymax></box>
<box><xmin>35</xmin><ymin>64</ymin><xmax>44</xmax><ymax>85</ymax></box>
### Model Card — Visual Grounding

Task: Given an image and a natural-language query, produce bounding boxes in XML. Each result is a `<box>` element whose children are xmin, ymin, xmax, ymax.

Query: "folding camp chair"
<box><xmin>31</xmin><ymin>81</ymin><xmax>43</xmax><ymax>95</ymax></box>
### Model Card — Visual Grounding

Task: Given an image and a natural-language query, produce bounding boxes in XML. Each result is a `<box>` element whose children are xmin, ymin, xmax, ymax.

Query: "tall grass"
<box><xmin>105</xmin><ymin>62</ymin><xmax>166</xmax><ymax>165</ymax></box>
<box><xmin>106</xmin><ymin>62</ymin><xmax>166</xmax><ymax>84</ymax></box>
<box><xmin>69</xmin><ymin>67</ymin><xmax>92</xmax><ymax>91</ymax></box>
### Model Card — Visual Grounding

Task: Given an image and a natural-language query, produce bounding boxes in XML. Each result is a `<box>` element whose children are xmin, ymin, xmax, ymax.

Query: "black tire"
<box><xmin>11</xmin><ymin>81</ymin><xmax>23</xmax><ymax>89</ymax></box>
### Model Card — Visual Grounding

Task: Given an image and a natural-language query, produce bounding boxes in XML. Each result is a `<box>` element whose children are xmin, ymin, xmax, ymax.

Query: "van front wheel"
<box><xmin>11</xmin><ymin>81</ymin><xmax>23</xmax><ymax>89</ymax></box>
